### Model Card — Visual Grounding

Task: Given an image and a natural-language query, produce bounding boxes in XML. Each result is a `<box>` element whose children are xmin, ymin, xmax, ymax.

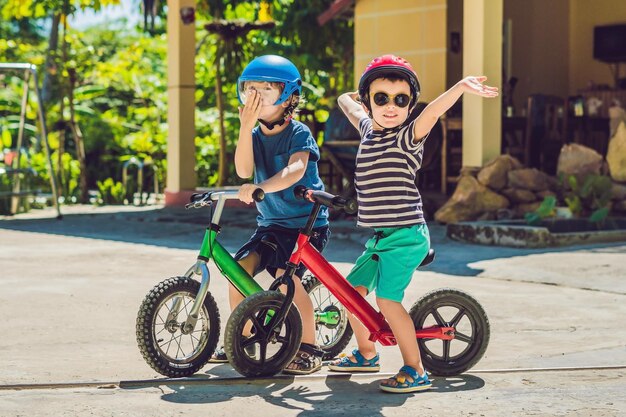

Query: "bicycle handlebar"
<box><xmin>293</xmin><ymin>185</ymin><xmax>357</xmax><ymax>214</ymax></box>
<box><xmin>185</xmin><ymin>188</ymin><xmax>265</xmax><ymax>209</ymax></box>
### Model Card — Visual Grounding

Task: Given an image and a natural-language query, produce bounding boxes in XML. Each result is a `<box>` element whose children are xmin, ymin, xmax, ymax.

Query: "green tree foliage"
<box><xmin>1</xmin><ymin>0</ymin><xmax>354</xmax><ymax>202</ymax></box>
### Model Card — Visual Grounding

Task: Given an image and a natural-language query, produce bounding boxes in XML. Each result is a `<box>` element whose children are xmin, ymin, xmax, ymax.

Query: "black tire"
<box><xmin>303</xmin><ymin>274</ymin><xmax>353</xmax><ymax>360</ymax></box>
<box><xmin>224</xmin><ymin>291</ymin><xmax>302</xmax><ymax>377</ymax></box>
<box><xmin>136</xmin><ymin>276</ymin><xmax>220</xmax><ymax>377</ymax></box>
<box><xmin>409</xmin><ymin>288</ymin><xmax>490</xmax><ymax>376</ymax></box>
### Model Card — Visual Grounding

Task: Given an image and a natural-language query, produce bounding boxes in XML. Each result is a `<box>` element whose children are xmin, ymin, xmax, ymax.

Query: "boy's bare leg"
<box><xmin>230</xmin><ymin>252</ymin><xmax>260</xmax><ymax>336</ymax></box>
<box><xmin>228</xmin><ymin>252</ymin><xmax>260</xmax><ymax>310</ymax></box>
<box><xmin>275</xmin><ymin>268</ymin><xmax>316</xmax><ymax>345</ymax></box>
<box><xmin>210</xmin><ymin>252</ymin><xmax>261</xmax><ymax>361</ymax></box>
<box><xmin>336</xmin><ymin>286</ymin><xmax>378</xmax><ymax>362</ymax></box>
<box><xmin>377</xmin><ymin>297</ymin><xmax>424</xmax><ymax>383</ymax></box>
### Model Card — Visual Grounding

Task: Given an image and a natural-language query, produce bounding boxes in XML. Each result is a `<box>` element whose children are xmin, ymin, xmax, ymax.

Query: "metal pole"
<box><xmin>0</xmin><ymin>63</ymin><xmax>62</xmax><ymax>218</ymax></box>
<box><xmin>10</xmin><ymin>69</ymin><xmax>30</xmax><ymax>214</ymax></box>
<box><xmin>29</xmin><ymin>65</ymin><xmax>62</xmax><ymax>219</ymax></box>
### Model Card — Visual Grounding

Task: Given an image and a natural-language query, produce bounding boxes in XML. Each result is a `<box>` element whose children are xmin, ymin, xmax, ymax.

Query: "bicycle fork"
<box><xmin>175</xmin><ymin>225</ymin><xmax>220</xmax><ymax>334</ymax></box>
<box><xmin>163</xmin><ymin>260</ymin><xmax>212</xmax><ymax>335</ymax></box>
<box><xmin>175</xmin><ymin>226</ymin><xmax>264</xmax><ymax>334</ymax></box>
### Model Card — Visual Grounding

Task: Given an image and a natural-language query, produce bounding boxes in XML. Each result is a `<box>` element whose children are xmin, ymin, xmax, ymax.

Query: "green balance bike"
<box><xmin>135</xmin><ymin>189</ymin><xmax>352</xmax><ymax>377</ymax></box>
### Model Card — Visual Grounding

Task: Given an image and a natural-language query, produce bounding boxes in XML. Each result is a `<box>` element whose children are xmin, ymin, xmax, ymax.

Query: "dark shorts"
<box><xmin>234</xmin><ymin>224</ymin><xmax>330</xmax><ymax>278</ymax></box>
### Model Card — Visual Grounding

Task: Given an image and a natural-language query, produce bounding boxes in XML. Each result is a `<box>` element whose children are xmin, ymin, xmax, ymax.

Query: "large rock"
<box><xmin>607</xmin><ymin>121</ymin><xmax>626</xmax><ymax>182</ymax></box>
<box><xmin>514</xmin><ymin>201</ymin><xmax>542</xmax><ymax>218</ymax></box>
<box><xmin>477</xmin><ymin>155</ymin><xmax>522</xmax><ymax>190</ymax></box>
<box><xmin>614</xmin><ymin>200</ymin><xmax>626</xmax><ymax>212</ymax></box>
<box><xmin>501</xmin><ymin>187</ymin><xmax>537</xmax><ymax>203</ymax></box>
<box><xmin>459</xmin><ymin>166</ymin><xmax>481</xmax><ymax>178</ymax></box>
<box><xmin>433</xmin><ymin>201</ymin><xmax>480</xmax><ymax>224</ymax></box>
<box><xmin>556</xmin><ymin>143</ymin><xmax>603</xmax><ymax>178</ymax></box>
<box><xmin>536</xmin><ymin>190</ymin><xmax>557</xmax><ymax>199</ymax></box>
<box><xmin>611</xmin><ymin>182</ymin><xmax>626</xmax><ymax>201</ymax></box>
<box><xmin>434</xmin><ymin>175</ymin><xmax>510</xmax><ymax>223</ymax></box>
<box><xmin>507</xmin><ymin>168</ymin><xmax>555</xmax><ymax>191</ymax></box>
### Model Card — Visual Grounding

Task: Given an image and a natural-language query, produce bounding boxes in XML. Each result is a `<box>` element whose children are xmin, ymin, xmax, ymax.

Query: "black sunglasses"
<box><xmin>372</xmin><ymin>92</ymin><xmax>411</xmax><ymax>108</ymax></box>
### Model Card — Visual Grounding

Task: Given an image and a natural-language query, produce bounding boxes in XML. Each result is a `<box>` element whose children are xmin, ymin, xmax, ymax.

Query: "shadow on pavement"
<box><xmin>2</xmin><ymin>206</ymin><xmax>624</xmax><ymax>277</ymax></box>
<box><xmin>141</xmin><ymin>372</ymin><xmax>485</xmax><ymax>415</ymax></box>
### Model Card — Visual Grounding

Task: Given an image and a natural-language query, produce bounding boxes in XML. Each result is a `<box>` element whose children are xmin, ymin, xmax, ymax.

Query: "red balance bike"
<box><xmin>224</xmin><ymin>187</ymin><xmax>490</xmax><ymax>377</ymax></box>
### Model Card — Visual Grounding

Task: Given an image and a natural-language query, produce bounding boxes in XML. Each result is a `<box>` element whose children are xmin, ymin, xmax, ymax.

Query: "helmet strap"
<box><xmin>258</xmin><ymin>115</ymin><xmax>292</xmax><ymax>130</ymax></box>
<box><xmin>258</xmin><ymin>118</ymin><xmax>285</xmax><ymax>130</ymax></box>
<box><xmin>258</xmin><ymin>97</ymin><xmax>297</xmax><ymax>130</ymax></box>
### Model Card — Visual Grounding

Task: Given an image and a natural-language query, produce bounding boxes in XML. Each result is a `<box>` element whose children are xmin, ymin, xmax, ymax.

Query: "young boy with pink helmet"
<box><xmin>329</xmin><ymin>54</ymin><xmax>498</xmax><ymax>393</ymax></box>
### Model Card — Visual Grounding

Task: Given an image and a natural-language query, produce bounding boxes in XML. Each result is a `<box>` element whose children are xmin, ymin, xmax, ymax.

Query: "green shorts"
<box><xmin>346</xmin><ymin>224</ymin><xmax>430</xmax><ymax>303</ymax></box>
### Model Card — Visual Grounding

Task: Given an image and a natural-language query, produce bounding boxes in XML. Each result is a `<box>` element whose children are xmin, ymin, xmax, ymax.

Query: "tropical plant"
<box><xmin>524</xmin><ymin>195</ymin><xmax>557</xmax><ymax>226</ymax></box>
<box><xmin>1</xmin><ymin>0</ymin><xmax>356</xmax><ymax>205</ymax></box>
<box><xmin>96</xmin><ymin>177</ymin><xmax>125</xmax><ymax>205</ymax></box>
<box><xmin>564</xmin><ymin>174</ymin><xmax>612</xmax><ymax>224</ymax></box>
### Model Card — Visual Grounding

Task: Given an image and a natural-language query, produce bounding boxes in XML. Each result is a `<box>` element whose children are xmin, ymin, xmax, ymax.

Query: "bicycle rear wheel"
<box><xmin>303</xmin><ymin>274</ymin><xmax>353</xmax><ymax>360</ymax></box>
<box><xmin>409</xmin><ymin>288</ymin><xmax>490</xmax><ymax>376</ymax></box>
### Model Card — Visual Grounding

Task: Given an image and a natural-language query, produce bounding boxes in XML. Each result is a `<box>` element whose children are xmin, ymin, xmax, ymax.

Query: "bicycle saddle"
<box><xmin>418</xmin><ymin>249</ymin><xmax>435</xmax><ymax>268</ymax></box>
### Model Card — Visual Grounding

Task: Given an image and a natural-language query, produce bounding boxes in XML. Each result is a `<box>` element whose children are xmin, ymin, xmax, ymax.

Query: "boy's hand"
<box><xmin>238</xmin><ymin>183</ymin><xmax>262</xmax><ymax>204</ymax></box>
<box><xmin>239</xmin><ymin>89</ymin><xmax>262</xmax><ymax>129</ymax></box>
<box><xmin>459</xmin><ymin>76</ymin><xmax>499</xmax><ymax>98</ymax></box>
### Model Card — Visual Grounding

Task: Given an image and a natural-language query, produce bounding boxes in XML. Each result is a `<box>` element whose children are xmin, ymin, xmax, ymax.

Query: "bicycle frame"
<box><xmin>284</xmin><ymin>202</ymin><xmax>455</xmax><ymax>346</ymax></box>
<box><xmin>178</xmin><ymin>191</ymin><xmax>263</xmax><ymax>333</ymax></box>
<box><xmin>176</xmin><ymin>189</ymin><xmax>338</xmax><ymax>334</ymax></box>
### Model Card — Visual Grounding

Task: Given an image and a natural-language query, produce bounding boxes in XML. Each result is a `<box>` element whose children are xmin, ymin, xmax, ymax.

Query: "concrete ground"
<box><xmin>1</xmin><ymin>204</ymin><xmax>625</xmax><ymax>416</ymax></box>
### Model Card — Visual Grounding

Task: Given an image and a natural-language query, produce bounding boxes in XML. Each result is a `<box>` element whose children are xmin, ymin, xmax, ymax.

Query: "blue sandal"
<box><xmin>379</xmin><ymin>365</ymin><xmax>432</xmax><ymax>393</ymax></box>
<box><xmin>327</xmin><ymin>349</ymin><xmax>380</xmax><ymax>372</ymax></box>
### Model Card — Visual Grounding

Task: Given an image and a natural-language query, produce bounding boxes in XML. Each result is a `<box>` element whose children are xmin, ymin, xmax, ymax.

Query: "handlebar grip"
<box><xmin>252</xmin><ymin>188</ymin><xmax>265</xmax><ymax>202</ymax></box>
<box><xmin>342</xmin><ymin>198</ymin><xmax>358</xmax><ymax>214</ymax></box>
<box><xmin>294</xmin><ymin>185</ymin><xmax>307</xmax><ymax>200</ymax></box>
<box><xmin>294</xmin><ymin>186</ymin><xmax>357</xmax><ymax>213</ymax></box>
<box><xmin>189</xmin><ymin>192</ymin><xmax>206</xmax><ymax>203</ymax></box>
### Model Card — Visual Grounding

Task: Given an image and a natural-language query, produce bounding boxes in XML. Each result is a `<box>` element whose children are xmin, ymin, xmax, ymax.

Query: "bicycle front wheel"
<box><xmin>136</xmin><ymin>276</ymin><xmax>220</xmax><ymax>377</ymax></box>
<box><xmin>224</xmin><ymin>291</ymin><xmax>302</xmax><ymax>377</ymax></box>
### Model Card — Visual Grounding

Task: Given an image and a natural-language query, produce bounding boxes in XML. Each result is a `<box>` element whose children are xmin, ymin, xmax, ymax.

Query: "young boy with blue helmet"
<box><xmin>210</xmin><ymin>55</ymin><xmax>329</xmax><ymax>375</ymax></box>
<box><xmin>329</xmin><ymin>55</ymin><xmax>498</xmax><ymax>392</ymax></box>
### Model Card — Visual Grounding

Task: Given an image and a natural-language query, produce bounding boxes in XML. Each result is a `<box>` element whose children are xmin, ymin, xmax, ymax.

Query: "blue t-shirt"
<box><xmin>252</xmin><ymin>120</ymin><xmax>329</xmax><ymax>228</ymax></box>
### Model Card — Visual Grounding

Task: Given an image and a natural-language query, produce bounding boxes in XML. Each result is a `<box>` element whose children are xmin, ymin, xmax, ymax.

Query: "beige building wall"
<box><xmin>504</xmin><ymin>0</ymin><xmax>569</xmax><ymax>109</ymax></box>
<box><xmin>354</xmin><ymin>0</ymin><xmax>448</xmax><ymax>102</ymax></box>
<box><xmin>446</xmin><ymin>0</ymin><xmax>626</xmax><ymax>105</ymax></box>
<box><xmin>448</xmin><ymin>0</ymin><xmax>572</xmax><ymax>111</ymax></box>
<box><xmin>446</xmin><ymin>0</ymin><xmax>462</xmax><ymax>89</ymax></box>
<box><xmin>569</xmin><ymin>0</ymin><xmax>626</xmax><ymax>93</ymax></box>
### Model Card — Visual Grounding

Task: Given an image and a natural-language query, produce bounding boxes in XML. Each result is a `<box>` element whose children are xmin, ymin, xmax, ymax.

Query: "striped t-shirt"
<box><xmin>354</xmin><ymin>117</ymin><xmax>427</xmax><ymax>228</ymax></box>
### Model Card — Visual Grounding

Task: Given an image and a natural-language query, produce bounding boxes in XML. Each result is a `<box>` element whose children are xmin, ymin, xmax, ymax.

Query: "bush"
<box><xmin>564</xmin><ymin>174</ymin><xmax>612</xmax><ymax>223</ymax></box>
<box><xmin>96</xmin><ymin>177</ymin><xmax>125</xmax><ymax>205</ymax></box>
<box><xmin>525</xmin><ymin>174</ymin><xmax>613</xmax><ymax>225</ymax></box>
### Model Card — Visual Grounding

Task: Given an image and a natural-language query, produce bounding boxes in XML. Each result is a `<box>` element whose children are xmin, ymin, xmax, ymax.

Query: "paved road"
<box><xmin>1</xmin><ymin>205</ymin><xmax>625</xmax><ymax>416</ymax></box>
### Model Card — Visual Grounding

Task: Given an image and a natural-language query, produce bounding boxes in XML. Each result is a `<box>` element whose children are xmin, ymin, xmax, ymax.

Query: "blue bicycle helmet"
<box><xmin>237</xmin><ymin>55</ymin><xmax>302</xmax><ymax>105</ymax></box>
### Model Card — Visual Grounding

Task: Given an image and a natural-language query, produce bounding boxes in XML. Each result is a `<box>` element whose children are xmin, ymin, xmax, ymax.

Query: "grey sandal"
<box><xmin>283</xmin><ymin>343</ymin><xmax>324</xmax><ymax>375</ymax></box>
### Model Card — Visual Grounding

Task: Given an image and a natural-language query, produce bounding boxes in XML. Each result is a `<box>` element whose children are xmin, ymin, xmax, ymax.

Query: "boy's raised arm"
<box><xmin>338</xmin><ymin>92</ymin><xmax>368</xmax><ymax>130</ymax></box>
<box><xmin>413</xmin><ymin>76</ymin><xmax>498</xmax><ymax>141</ymax></box>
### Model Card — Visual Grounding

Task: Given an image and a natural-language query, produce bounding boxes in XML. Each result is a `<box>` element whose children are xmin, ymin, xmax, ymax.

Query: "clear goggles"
<box><xmin>238</xmin><ymin>82</ymin><xmax>282</xmax><ymax>106</ymax></box>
